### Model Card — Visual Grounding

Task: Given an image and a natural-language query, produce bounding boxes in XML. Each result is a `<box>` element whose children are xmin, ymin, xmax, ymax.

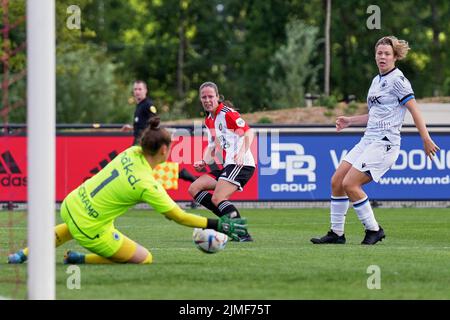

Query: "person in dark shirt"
<box><xmin>122</xmin><ymin>80</ymin><xmax>198</xmax><ymax>183</ymax></box>
<box><xmin>121</xmin><ymin>80</ymin><xmax>157</xmax><ymax>145</ymax></box>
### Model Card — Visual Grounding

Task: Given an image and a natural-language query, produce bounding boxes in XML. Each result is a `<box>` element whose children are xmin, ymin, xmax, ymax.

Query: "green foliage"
<box><xmin>257</xmin><ymin>116</ymin><xmax>272</xmax><ymax>124</ymax></box>
<box><xmin>158</xmin><ymin>100</ymin><xmax>189</xmax><ymax>122</ymax></box>
<box><xmin>0</xmin><ymin>0</ymin><xmax>26</xmax><ymax>123</ymax></box>
<box><xmin>268</xmin><ymin>20</ymin><xmax>321</xmax><ymax>109</ymax></box>
<box><xmin>442</xmin><ymin>77</ymin><xmax>450</xmax><ymax>96</ymax></box>
<box><xmin>56</xmin><ymin>45</ymin><xmax>130</xmax><ymax>123</ymax></box>
<box><xmin>346</xmin><ymin>101</ymin><xmax>359</xmax><ymax>114</ymax></box>
<box><xmin>320</xmin><ymin>95</ymin><xmax>338</xmax><ymax>110</ymax></box>
<box><xmin>3</xmin><ymin>0</ymin><xmax>450</xmax><ymax>124</ymax></box>
<box><xmin>55</xmin><ymin>0</ymin><xmax>96</xmax><ymax>49</ymax></box>
<box><xmin>324</xmin><ymin>110</ymin><xmax>334</xmax><ymax>117</ymax></box>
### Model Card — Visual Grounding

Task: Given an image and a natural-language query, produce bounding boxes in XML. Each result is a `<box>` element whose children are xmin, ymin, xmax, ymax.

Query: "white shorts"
<box><xmin>343</xmin><ymin>139</ymin><xmax>400</xmax><ymax>182</ymax></box>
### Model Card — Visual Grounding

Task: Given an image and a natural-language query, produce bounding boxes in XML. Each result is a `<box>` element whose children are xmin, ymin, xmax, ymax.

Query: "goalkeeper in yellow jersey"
<box><xmin>8</xmin><ymin>117</ymin><xmax>247</xmax><ymax>264</ymax></box>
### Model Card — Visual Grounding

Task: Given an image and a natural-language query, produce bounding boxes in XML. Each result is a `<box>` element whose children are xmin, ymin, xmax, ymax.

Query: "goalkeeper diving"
<box><xmin>8</xmin><ymin>117</ymin><xmax>247</xmax><ymax>264</ymax></box>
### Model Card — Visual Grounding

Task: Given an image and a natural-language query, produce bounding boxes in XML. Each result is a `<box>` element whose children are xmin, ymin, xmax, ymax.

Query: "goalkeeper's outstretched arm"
<box><xmin>163</xmin><ymin>206</ymin><xmax>208</xmax><ymax>228</ymax></box>
<box><xmin>162</xmin><ymin>206</ymin><xmax>247</xmax><ymax>240</ymax></box>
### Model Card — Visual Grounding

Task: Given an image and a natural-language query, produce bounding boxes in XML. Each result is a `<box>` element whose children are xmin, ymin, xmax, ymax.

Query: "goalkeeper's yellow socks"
<box><xmin>8</xmin><ymin>223</ymin><xmax>73</xmax><ymax>264</ymax></box>
<box><xmin>85</xmin><ymin>254</ymin><xmax>113</xmax><ymax>264</ymax></box>
<box><xmin>64</xmin><ymin>251</ymin><xmax>114</xmax><ymax>264</ymax></box>
<box><xmin>68</xmin><ymin>253</ymin><xmax>152</xmax><ymax>264</ymax></box>
<box><xmin>141</xmin><ymin>253</ymin><xmax>152</xmax><ymax>264</ymax></box>
<box><xmin>55</xmin><ymin>223</ymin><xmax>73</xmax><ymax>247</ymax></box>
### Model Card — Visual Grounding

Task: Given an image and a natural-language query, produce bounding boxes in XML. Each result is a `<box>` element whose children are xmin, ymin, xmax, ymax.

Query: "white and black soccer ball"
<box><xmin>192</xmin><ymin>228</ymin><xmax>228</xmax><ymax>254</ymax></box>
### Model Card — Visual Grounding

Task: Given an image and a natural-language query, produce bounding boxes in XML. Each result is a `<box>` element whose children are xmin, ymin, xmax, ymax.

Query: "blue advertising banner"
<box><xmin>258</xmin><ymin>133</ymin><xmax>450</xmax><ymax>200</ymax></box>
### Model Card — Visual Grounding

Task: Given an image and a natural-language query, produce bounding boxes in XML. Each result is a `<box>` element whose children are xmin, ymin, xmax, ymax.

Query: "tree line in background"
<box><xmin>1</xmin><ymin>0</ymin><xmax>450</xmax><ymax>124</ymax></box>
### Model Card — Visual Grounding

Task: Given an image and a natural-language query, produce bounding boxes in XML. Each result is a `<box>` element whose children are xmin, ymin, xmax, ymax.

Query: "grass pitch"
<box><xmin>1</xmin><ymin>207</ymin><xmax>450</xmax><ymax>300</ymax></box>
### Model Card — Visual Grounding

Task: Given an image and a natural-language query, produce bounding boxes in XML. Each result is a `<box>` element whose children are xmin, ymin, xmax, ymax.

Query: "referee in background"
<box><xmin>122</xmin><ymin>80</ymin><xmax>198</xmax><ymax>183</ymax></box>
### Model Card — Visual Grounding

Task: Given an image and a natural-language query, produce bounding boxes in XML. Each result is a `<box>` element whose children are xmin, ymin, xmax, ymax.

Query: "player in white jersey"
<box><xmin>188</xmin><ymin>82</ymin><xmax>255</xmax><ymax>241</ymax></box>
<box><xmin>311</xmin><ymin>36</ymin><xmax>440</xmax><ymax>245</ymax></box>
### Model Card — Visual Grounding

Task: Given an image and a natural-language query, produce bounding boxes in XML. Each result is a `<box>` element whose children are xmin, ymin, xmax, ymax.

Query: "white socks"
<box><xmin>353</xmin><ymin>197</ymin><xmax>379</xmax><ymax>231</ymax></box>
<box><xmin>330</xmin><ymin>196</ymin><xmax>349</xmax><ymax>236</ymax></box>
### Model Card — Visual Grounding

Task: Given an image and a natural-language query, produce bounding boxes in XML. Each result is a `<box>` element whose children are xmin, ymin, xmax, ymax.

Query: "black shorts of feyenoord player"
<box><xmin>208</xmin><ymin>164</ymin><xmax>255</xmax><ymax>191</ymax></box>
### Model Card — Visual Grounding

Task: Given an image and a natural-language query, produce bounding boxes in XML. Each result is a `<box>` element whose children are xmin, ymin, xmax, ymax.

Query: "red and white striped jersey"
<box><xmin>205</xmin><ymin>103</ymin><xmax>255</xmax><ymax>167</ymax></box>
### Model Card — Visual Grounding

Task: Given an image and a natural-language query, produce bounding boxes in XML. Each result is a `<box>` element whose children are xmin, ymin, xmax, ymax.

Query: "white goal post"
<box><xmin>26</xmin><ymin>0</ymin><xmax>55</xmax><ymax>300</ymax></box>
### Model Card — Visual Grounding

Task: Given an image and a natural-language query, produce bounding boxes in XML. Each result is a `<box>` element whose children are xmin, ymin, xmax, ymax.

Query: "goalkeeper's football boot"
<box><xmin>361</xmin><ymin>226</ymin><xmax>385</xmax><ymax>245</ymax></box>
<box><xmin>64</xmin><ymin>250</ymin><xmax>86</xmax><ymax>264</ymax></box>
<box><xmin>310</xmin><ymin>230</ymin><xmax>346</xmax><ymax>244</ymax></box>
<box><xmin>7</xmin><ymin>250</ymin><xmax>27</xmax><ymax>264</ymax></box>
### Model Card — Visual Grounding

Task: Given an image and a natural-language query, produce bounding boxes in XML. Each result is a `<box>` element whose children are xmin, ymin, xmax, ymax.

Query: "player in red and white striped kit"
<box><xmin>188</xmin><ymin>82</ymin><xmax>255</xmax><ymax>241</ymax></box>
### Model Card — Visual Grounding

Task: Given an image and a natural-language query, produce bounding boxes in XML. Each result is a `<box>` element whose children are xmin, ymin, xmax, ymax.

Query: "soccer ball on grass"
<box><xmin>192</xmin><ymin>228</ymin><xmax>228</xmax><ymax>254</ymax></box>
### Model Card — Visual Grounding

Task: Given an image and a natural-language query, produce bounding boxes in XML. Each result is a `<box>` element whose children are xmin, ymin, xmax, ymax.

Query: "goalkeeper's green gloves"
<box><xmin>217</xmin><ymin>215</ymin><xmax>248</xmax><ymax>241</ymax></box>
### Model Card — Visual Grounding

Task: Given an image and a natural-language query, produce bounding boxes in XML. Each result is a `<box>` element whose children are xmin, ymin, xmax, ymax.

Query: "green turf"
<box><xmin>1</xmin><ymin>208</ymin><xmax>450</xmax><ymax>299</ymax></box>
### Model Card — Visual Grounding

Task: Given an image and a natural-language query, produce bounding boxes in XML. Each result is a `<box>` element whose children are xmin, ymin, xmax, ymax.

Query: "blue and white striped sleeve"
<box><xmin>392</xmin><ymin>76</ymin><xmax>415</xmax><ymax>106</ymax></box>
